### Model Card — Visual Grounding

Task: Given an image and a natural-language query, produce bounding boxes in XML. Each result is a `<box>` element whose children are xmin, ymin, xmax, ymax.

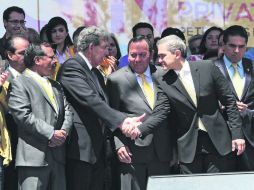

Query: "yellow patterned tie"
<box><xmin>232</xmin><ymin>63</ymin><xmax>244</xmax><ymax>98</ymax></box>
<box><xmin>140</xmin><ymin>74</ymin><xmax>154</xmax><ymax>109</ymax></box>
<box><xmin>179</xmin><ymin>73</ymin><xmax>206</xmax><ymax>132</ymax></box>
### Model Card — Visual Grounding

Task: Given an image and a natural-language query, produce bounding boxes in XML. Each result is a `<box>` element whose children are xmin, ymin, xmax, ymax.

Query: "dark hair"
<box><xmin>223</xmin><ymin>25</ymin><xmax>248</xmax><ymax>44</ymax></box>
<box><xmin>199</xmin><ymin>26</ymin><xmax>223</xmax><ymax>54</ymax></box>
<box><xmin>188</xmin><ymin>34</ymin><xmax>203</xmax><ymax>55</ymax></box>
<box><xmin>46</xmin><ymin>17</ymin><xmax>73</xmax><ymax>52</ymax></box>
<box><xmin>72</xmin><ymin>26</ymin><xmax>86</xmax><ymax>41</ymax></box>
<box><xmin>127</xmin><ymin>35</ymin><xmax>153</xmax><ymax>54</ymax></box>
<box><xmin>3</xmin><ymin>6</ymin><xmax>25</xmax><ymax>21</ymax></box>
<box><xmin>24</xmin><ymin>42</ymin><xmax>51</xmax><ymax>68</ymax></box>
<box><xmin>132</xmin><ymin>22</ymin><xmax>154</xmax><ymax>37</ymax></box>
<box><xmin>161</xmin><ymin>27</ymin><xmax>186</xmax><ymax>43</ymax></box>
<box><xmin>40</xmin><ymin>24</ymin><xmax>48</xmax><ymax>42</ymax></box>
<box><xmin>153</xmin><ymin>37</ymin><xmax>161</xmax><ymax>63</ymax></box>
<box><xmin>110</xmin><ymin>33</ymin><xmax>121</xmax><ymax>60</ymax></box>
<box><xmin>5</xmin><ymin>34</ymin><xmax>28</xmax><ymax>60</ymax></box>
<box><xmin>26</xmin><ymin>28</ymin><xmax>41</xmax><ymax>43</ymax></box>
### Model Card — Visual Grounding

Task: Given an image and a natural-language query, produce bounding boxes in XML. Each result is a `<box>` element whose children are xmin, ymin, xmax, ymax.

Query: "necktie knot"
<box><xmin>232</xmin><ymin>63</ymin><xmax>238</xmax><ymax>70</ymax></box>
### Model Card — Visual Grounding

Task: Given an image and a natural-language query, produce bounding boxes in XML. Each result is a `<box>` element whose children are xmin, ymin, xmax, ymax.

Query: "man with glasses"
<box><xmin>8</xmin><ymin>42</ymin><xmax>72</xmax><ymax>190</ymax></box>
<box><xmin>0</xmin><ymin>6</ymin><xmax>26</xmax><ymax>60</ymax></box>
<box><xmin>118</xmin><ymin>22</ymin><xmax>155</xmax><ymax>68</ymax></box>
<box><xmin>3</xmin><ymin>34</ymin><xmax>29</xmax><ymax>190</ymax></box>
<box><xmin>214</xmin><ymin>25</ymin><xmax>254</xmax><ymax>171</ymax></box>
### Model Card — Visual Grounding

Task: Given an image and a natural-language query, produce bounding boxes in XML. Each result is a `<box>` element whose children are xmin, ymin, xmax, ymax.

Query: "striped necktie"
<box><xmin>140</xmin><ymin>74</ymin><xmax>154</xmax><ymax>109</ymax></box>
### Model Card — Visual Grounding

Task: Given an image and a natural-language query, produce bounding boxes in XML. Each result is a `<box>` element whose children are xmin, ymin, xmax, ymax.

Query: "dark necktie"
<box><xmin>91</xmin><ymin>68</ymin><xmax>108</xmax><ymax>102</ymax></box>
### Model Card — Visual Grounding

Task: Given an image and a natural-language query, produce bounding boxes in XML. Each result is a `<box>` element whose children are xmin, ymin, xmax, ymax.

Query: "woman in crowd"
<box><xmin>199</xmin><ymin>26</ymin><xmax>223</xmax><ymax>60</ymax></box>
<box><xmin>187</xmin><ymin>26</ymin><xmax>223</xmax><ymax>61</ymax></box>
<box><xmin>46</xmin><ymin>16</ymin><xmax>75</xmax><ymax>79</ymax></box>
<box><xmin>97</xmin><ymin>33</ymin><xmax>121</xmax><ymax>83</ymax></box>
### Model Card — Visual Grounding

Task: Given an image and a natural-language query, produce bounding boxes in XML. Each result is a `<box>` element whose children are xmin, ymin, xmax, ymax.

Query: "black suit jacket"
<box><xmin>158</xmin><ymin>60</ymin><xmax>243</xmax><ymax>163</ymax></box>
<box><xmin>57</xmin><ymin>54</ymin><xmax>126</xmax><ymax>164</ymax></box>
<box><xmin>214</xmin><ymin>58</ymin><xmax>254</xmax><ymax>147</ymax></box>
<box><xmin>107</xmin><ymin>65</ymin><xmax>173</xmax><ymax>163</ymax></box>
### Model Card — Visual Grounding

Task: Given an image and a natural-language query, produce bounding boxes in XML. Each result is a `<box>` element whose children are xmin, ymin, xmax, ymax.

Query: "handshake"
<box><xmin>119</xmin><ymin>113</ymin><xmax>146</xmax><ymax>140</ymax></box>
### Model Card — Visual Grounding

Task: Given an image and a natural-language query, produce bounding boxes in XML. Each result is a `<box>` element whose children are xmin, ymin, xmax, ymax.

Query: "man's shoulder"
<box><xmin>108</xmin><ymin>66</ymin><xmax>129</xmax><ymax>80</ymax></box>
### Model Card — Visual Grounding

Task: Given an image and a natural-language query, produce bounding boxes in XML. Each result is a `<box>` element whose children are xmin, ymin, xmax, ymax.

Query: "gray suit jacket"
<box><xmin>107</xmin><ymin>65</ymin><xmax>173</xmax><ymax>163</ymax></box>
<box><xmin>8</xmin><ymin>71</ymin><xmax>73</xmax><ymax>166</ymax></box>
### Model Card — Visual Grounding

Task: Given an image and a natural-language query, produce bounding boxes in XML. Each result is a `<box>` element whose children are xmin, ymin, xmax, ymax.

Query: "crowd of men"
<box><xmin>0</xmin><ymin>5</ymin><xmax>253</xmax><ymax>190</ymax></box>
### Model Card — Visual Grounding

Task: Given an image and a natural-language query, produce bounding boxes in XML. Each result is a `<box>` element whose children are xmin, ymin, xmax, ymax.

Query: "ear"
<box><xmin>7</xmin><ymin>51</ymin><xmax>14</xmax><ymax>61</ymax></box>
<box><xmin>3</xmin><ymin>20</ymin><xmax>7</xmax><ymax>29</ymax></box>
<box><xmin>88</xmin><ymin>43</ymin><xmax>93</xmax><ymax>51</ymax></box>
<box><xmin>34</xmin><ymin>56</ymin><xmax>41</xmax><ymax>65</ymax></box>
<box><xmin>175</xmin><ymin>50</ymin><xmax>181</xmax><ymax>59</ymax></box>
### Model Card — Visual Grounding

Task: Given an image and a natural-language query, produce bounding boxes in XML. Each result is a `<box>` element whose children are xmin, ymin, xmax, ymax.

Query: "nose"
<box><xmin>234</xmin><ymin>47</ymin><xmax>240</xmax><ymax>53</ymax></box>
<box><xmin>135</xmin><ymin>55</ymin><xmax>142</xmax><ymax>62</ymax></box>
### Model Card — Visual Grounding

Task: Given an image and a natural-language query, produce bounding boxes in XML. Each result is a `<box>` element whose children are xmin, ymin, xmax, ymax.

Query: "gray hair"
<box><xmin>157</xmin><ymin>35</ymin><xmax>187</xmax><ymax>58</ymax></box>
<box><xmin>77</xmin><ymin>26</ymin><xmax>109</xmax><ymax>52</ymax></box>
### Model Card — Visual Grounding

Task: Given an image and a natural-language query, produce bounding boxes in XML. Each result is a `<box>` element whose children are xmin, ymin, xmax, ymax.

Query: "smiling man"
<box><xmin>8</xmin><ymin>42</ymin><xmax>72</xmax><ymax>190</ymax></box>
<box><xmin>156</xmin><ymin>35</ymin><xmax>245</xmax><ymax>174</ymax></box>
<box><xmin>0</xmin><ymin>6</ymin><xmax>26</xmax><ymax>60</ymax></box>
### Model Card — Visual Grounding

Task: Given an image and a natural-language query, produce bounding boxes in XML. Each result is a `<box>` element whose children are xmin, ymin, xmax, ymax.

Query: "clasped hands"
<box><xmin>48</xmin><ymin>129</ymin><xmax>67</xmax><ymax>147</ymax></box>
<box><xmin>119</xmin><ymin>113</ymin><xmax>145</xmax><ymax>140</ymax></box>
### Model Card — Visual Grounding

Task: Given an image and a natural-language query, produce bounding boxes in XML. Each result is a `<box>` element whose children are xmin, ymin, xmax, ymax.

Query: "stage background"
<box><xmin>1</xmin><ymin>0</ymin><xmax>254</xmax><ymax>54</ymax></box>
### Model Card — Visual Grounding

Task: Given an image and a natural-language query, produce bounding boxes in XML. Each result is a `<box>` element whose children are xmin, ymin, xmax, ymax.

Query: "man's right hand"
<box><xmin>119</xmin><ymin>113</ymin><xmax>145</xmax><ymax>139</ymax></box>
<box><xmin>48</xmin><ymin>130</ymin><xmax>67</xmax><ymax>147</ymax></box>
<box><xmin>117</xmin><ymin>146</ymin><xmax>132</xmax><ymax>163</ymax></box>
<box><xmin>0</xmin><ymin>71</ymin><xmax>9</xmax><ymax>86</ymax></box>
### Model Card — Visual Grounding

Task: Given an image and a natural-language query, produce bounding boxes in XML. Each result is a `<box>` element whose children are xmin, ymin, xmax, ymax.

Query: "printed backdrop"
<box><xmin>1</xmin><ymin>0</ymin><xmax>254</xmax><ymax>54</ymax></box>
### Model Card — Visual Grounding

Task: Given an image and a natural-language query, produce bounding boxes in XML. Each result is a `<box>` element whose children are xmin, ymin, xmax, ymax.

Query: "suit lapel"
<box><xmin>150</xmin><ymin>65</ymin><xmax>158</xmax><ymax>102</ymax></box>
<box><xmin>242</xmin><ymin>59</ymin><xmax>252</xmax><ymax>100</ymax></box>
<box><xmin>215</xmin><ymin>59</ymin><xmax>243</xmax><ymax>100</ymax></box>
<box><xmin>50</xmin><ymin>80</ymin><xmax>61</xmax><ymax>114</ymax></box>
<box><xmin>189</xmin><ymin>62</ymin><xmax>200</xmax><ymax>105</ymax></box>
<box><xmin>168</xmin><ymin>70</ymin><xmax>196</xmax><ymax>107</ymax></box>
<box><xmin>75</xmin><ymin>54</ymin><xmax>108</xmax><ymax>102</ymax></box>
<box><xmin>23</xmin><ymin>71</ymin><xmax>58</xmax><ymax>113</ymax></box>
<box><xmin>125</xmin><ymin>66</ymin><xmax>152</xmax><ymax>109</ymax></box>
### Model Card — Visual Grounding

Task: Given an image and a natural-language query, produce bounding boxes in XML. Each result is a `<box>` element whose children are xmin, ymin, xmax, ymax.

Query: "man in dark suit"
<box><xmin>8</xmin><ymin>42</ymin><xmax>72</xmax><ymax>190</ymax></box>
<box><xmin>107</xmin><ymin>36</ymin><xmax>173</xmax><ymax>190</ymax></box>
<box><xmin>156</xmin><ymin>35</ymin><xmax>245</xmax><ymax>173</ymax></box>
<box><xmin>214</xmin><ymin>25</ymin><xmax>254</xmax><ymax>171</ymax></box>
<box><xmin>57</xmin><ymin>26</ymin><xmax>145</xmax><ymax>190</ymax></box>
<box><xmin>4</xmin><ymin>34</ymin><xmax>29</xmax><ymax>190</ymax></box>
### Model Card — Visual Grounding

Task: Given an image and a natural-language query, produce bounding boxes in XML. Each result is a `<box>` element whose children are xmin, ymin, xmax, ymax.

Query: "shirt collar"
<box><xmin>178</xmin><ymin>60</ymin><xmax>190</xmax><ymax>76</ymax></box>
<box><xmin>8</xmin><ymin>65</ymin><xmax>21</xmax><ymax>78</ymax></box>
<box><xmin>135</xmin><ymin>65</ymin><xmax>152</xmax><ymax>78</ymax></box>
<box><xmin>78</xmin><ymin>52</ymin><xmax>93</xmax><ymax>70</ymax></box>
<box><xmin>223</xmin><ymin>55</ymin><xmax>243</xmax><ymax>70</ymax></box>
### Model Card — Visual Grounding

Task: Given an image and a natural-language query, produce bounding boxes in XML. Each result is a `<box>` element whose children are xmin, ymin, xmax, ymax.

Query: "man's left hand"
<box><xmin>232</xmin><ymin>139</ymin><xmax>245</xmax><ymax>155</ymax></box>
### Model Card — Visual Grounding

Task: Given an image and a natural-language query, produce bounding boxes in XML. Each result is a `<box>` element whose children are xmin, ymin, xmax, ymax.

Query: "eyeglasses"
<box><xmin>8</xmin><ymin>20</ymin><xmax>26</xmax><ymax>26</ymax></box>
